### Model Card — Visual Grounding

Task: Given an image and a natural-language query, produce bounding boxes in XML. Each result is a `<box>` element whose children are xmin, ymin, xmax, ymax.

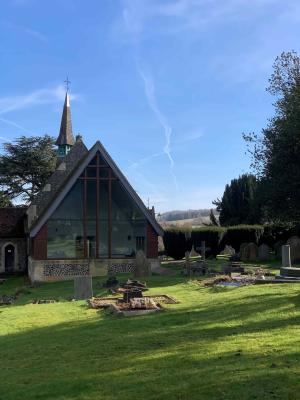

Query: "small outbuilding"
<box><xmin>0</xmin><ymin>207</ymin><xmax>27</xmax><ymax>273</ymax></box>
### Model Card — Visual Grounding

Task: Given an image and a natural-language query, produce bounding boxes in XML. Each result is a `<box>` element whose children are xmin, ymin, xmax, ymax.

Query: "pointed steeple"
<box><xmin>56</xmin><ymin>92</ymin><xmax>75</xmax><ymax>157</ymax></box>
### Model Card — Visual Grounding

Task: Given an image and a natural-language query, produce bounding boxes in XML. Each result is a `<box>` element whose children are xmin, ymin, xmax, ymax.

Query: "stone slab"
<box><xmin>74</xmin><ymin>276</ymin><xmax>93</xmax><ymax>300</ymax></box>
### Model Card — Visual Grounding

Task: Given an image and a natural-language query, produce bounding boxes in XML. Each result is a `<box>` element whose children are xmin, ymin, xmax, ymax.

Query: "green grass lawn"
<box><xmin>1</xmin><ymin>271</ymin><xmax>300</xmax><ymax>400</ymax></box>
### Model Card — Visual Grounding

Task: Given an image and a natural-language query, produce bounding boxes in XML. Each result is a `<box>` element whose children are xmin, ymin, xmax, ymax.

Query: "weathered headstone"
<box><xmin>201</xmin><ymin>241</ymin><xmax>206</xmax><ymax>261</ymax></box>
<box><xmin>287</xmin><ymin>236</ymin><xmax>300</xmax><ymax>263</ymax></box>
<box><xmin>258</xmin><ymin>244</ymin><xmax>270</xmax><ymax>261</ymax></box>
<box><xmin>220</xmin><ymin>245</ymin><xmax>235</xmax><ymax>256</ymax></box>
<box><xmin>282</xmin><ymin>245</ymin><xmax>291</xmax><ymax>268</ymax></box>
<box><xmin>185</xmin><ymin>250</ymin><xmax>191</xmax><ymax>277</ymax></box>
<box><xmin>241</xmin><ymin>243</ymin><xmax>258</xmax><ymax>261</ymax></box>
<box><xmin>190</xmin><ymin>245</ymin><xmax>200</xmax><ymax>258</ymax></box>
<box><xmin>134</xmin><ymin>250</ymin><xmax>151</xmax><ymax>278</ymax></box>
<box><xmin>74</xmin><ymin>276</ymin><xmax>93</xmax><ymax>300</ymax></box>
<box><xmin>239</xmin><ymin>242</ymin><xmax>248</xmax><ymax>256</ymax></box>
<box><xmin>274</xmin><ymin>240</ymin><xmax>285</xmax><ymax>259</ymax></box>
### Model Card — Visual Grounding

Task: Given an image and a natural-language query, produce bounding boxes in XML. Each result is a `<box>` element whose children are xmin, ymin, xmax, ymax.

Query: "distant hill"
<box><xmin>157</xmin><ymin>209</ymin><xmax>219</xmax><ymax>228</ymax></box>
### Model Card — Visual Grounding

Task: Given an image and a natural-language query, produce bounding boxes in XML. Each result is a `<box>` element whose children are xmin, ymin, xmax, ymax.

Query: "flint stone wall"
<box><xmin>28</xmin><ymin>257</ymin><xmax>159</xmax><ymax>282</ymax></box>
<box><xmin>44</xmin><ymin>263</ymin><xmax>89</xmax><ymax>278</ymax></box>
<box><xmin>108</xmin><ymin>263</ymin><xmax>134</xmax><ymax>275</ymax></box>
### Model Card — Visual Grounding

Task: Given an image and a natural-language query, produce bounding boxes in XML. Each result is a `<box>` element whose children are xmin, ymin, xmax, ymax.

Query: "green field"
<box><xmin>1</xmin><ymin>264</ymin><xmax>300</xmax><ymax>400</ymax></box>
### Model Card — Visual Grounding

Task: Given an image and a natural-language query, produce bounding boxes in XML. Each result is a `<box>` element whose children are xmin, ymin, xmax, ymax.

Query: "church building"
<box><xmin>0</xmin><ymin>92</ymin><xmax>163</xmax><ymax>281</ymax></box>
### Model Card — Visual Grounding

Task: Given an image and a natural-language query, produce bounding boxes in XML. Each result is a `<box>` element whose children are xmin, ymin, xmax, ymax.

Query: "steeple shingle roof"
<box><xmin>55</xmin><ymin>92</ymin><xmax>75</xmax><ymax>146</ymax></box>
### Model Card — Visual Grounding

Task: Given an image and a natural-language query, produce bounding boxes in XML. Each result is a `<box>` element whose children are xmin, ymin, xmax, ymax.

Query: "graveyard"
<box><xmin>1</xmin><ymin>250</ymin><xmax>300</xmax><ymax>400</ymax></box>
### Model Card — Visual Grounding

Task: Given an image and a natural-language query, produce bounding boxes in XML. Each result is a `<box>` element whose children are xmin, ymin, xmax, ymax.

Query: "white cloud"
<box><xmin>137</xmin><ymin>65</ymin><xmax>178</xmax><ymax>189</ymax></box>
<box><xmin>2</xmin><ymin>21</ymin><xmax>48</xmax><ymax>43</ymax></box>
<box><xmin>122</xmin><ymin>0</ymin><xmax>283</xmax><ymax>38</ymax></box>
<box><xmin>125</xmin><ymin>167</ymin><xmax>169</xmax><ymax>209</ymax></box>
<box><xmin>128</xmin><ymin>151</ymin><xmax>163</xmax><ymax>169</ymax></box>
<box><xmin>0</xmin><ymin>135</ymin><xmax>12</xmax><ymax>142</ymax></box>
<box><xmin>0</xmin><ymin>85</ymin><xmax>78</xmax><ymax>115</ymax></box>
<box><xmin>0</xmin><ymin>117</ymin><xmax>34</xmax><ymax>135</ymax></box>
<box><xmin>173</xmin><ymin>129</ymin><xmax>203</xmax><ymax>145</ymax></box>
<box><xmin>22</xmin><ymin>26</ymin><xmax>48</xmax><ymax>43</ymax></box>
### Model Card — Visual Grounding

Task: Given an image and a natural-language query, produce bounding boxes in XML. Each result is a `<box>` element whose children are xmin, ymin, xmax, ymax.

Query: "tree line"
<box><xmin>215</xmin><ymin>51</ymin><xmax>300</xmax><ymax>226</ymax></box>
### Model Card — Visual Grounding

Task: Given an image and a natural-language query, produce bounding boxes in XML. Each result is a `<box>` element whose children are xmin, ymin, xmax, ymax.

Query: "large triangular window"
<box><xmin>47</xmin><ymin>151</ymin><xmax>147</xmax><ymax>259</ymax></box>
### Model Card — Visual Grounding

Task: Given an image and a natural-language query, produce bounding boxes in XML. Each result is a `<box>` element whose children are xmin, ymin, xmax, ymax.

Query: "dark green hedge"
<box><xmin>163</xmin><ymin>224</ymin><xmax>295</xmax><ymax>258</ymax></box>
<box><xmin>258</xmin><ymin>224</ymin><xmax>291</xmax><ymax>247</ymax></box>
<box><xmin>220</xmin><ymin>225</ymin><xmax>264</xmax><ymax>252</ymax></box>
<box><xmin>163</xmin><ymin>227</ymin><xmax>225</xmax><ymax>259</ymax></box>
<box><xmin>191</xmin><ymin>227</ymin><xmax>225</xmax><ymax>257</ymax></box>
<box><xmin>163</xmin><ymin>228</ymin><xmax>192</xmax><ymax>260</ymax></box>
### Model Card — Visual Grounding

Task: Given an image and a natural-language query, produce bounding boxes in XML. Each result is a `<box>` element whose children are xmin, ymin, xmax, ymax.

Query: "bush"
<box><xmin>191</xmin><ymin>227</ymin><xmax>225</xmax><ymax>257</ymax></box>
<box><xmin>163</xmin><ymin>228</ymin><xmax>192</xmax><ymax>260</ymax></box>
<box><xmin>219</xmin><ymin>225</ymin><xmax>264</xmax><ymax>252</ymax></box>
<box><xmin>163</xmin><ymin>224</ymin><xmax>296</xmax><ymax>259</ymax></box>
<box><xmin>258</xmin><ymin>224</ymin><xmax>291</xmax><ymax>248</ymax></box>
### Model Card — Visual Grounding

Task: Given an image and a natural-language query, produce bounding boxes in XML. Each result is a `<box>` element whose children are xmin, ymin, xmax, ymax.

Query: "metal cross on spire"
<box><xmin>64</xmin><ymin>76</ymin><xmax>71</xmax><ymax>92</ymax></box>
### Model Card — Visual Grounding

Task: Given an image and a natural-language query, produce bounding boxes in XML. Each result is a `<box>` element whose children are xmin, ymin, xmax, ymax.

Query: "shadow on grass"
<box><xmin>1</xmin><ymin>286</ymin><xmax>300</xmax><ymax>400</ymax></box>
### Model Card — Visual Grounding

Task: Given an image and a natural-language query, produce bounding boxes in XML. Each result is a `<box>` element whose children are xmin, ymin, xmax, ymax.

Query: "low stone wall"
<box><xmin>28</xmin><ymin>257</ymin><xmax>160</xmax><ymax>282</ymax></box>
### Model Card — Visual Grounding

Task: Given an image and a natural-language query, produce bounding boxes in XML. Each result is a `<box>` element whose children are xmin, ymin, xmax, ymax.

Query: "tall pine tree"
<box><xmin>0</xmin><ymin>135</ymin><xmax>57</xmax><ymax>203</ymax></box>
<box><xmin>244</xmin><ymin>51</ymin><xmax>300</xmax><ymax>222</ymax></box>
<box><xmin>213</xmin><ymin>174</ymin><xmax>261</xmax><ymax>226</ymax></box>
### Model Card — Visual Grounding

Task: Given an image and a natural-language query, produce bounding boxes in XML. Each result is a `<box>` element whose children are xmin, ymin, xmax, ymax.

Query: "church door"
<box><xmin>5</xmin><ymin>244</ymin><xmax>15</xmax><ymax>273</ymax></box>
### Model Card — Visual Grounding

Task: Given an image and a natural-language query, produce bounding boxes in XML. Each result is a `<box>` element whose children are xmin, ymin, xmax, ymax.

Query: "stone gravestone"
<box><xmin>258</xmin><ymin>244</ymin><xmax>270</xmax><ymax>261</ymax></box>
<box><xmin>201</xmin><ymin>241</ymin><xmax>206</xmax><ymax>261</ymax></box>
<box><xmin>239</xmin><ymin>243</ymin><xmax>248</xmax><ymax>257</ymax></box>
<box><xmin>274</xmin><ymin>240</ymin><xmax>285</xmax><ymax>259</ymax></box>
<box><xmin>241</xmin><ymin>243</ymin><xmax>258</xmax><ymax>261</ymax></box>
<box><xmin>287</xmin><ymin>236</ymin><xmax>300</xmax><ymax>263</ymax></box>
<box><xmin>134</xmin><ymin>250</ymin><xmax>151</xmax><ymax>278</ymax></box>
<box><xmin>74</xmin><ymin>276</ymin><xmax>93</xmax><ymax>300</ymax></box>
<box><xmin>190</xmin><ymin>245</ymin><xmax>200</xmax><ymax>258</ymax></box>
<box><xmin>185</xmin><ymin>250</ymin><xmax>191</xmax><ymax>277</ymax></box>
<box><xmin>282</xmin><ymin>245</ymin><xmax>291</xmax><ymax>268</ymax></box>
<box><xmin>220</xmin><ymin>245</ymin><xmax>235</xmax><ymax>256</ymax></box>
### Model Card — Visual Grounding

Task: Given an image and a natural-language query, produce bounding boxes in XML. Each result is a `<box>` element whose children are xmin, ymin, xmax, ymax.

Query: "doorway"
<box><xmin>5</xmin><ymin>244</ymin><xmax>15</xmax><ymax>273</ymax></box>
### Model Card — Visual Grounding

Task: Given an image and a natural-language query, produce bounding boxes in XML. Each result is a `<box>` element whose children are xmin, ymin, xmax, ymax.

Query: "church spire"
<box><xmin>56</xmin><ymin>80</ymin><xmax>75</xmax><ymax>157</ymax></box>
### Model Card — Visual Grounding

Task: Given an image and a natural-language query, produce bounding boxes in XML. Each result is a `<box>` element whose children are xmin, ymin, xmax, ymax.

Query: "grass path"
<box><xmin>1</xmin><ymin>274</ymin><xmax>300</xmax><ymax>399</ymax></box>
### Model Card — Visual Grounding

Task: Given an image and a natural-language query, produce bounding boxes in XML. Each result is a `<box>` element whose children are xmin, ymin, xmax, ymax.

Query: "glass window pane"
<box><xmin>97</xmin><ymin>151</ymin><xmax>108</xmax><ymax>166</ymax></box>
<box><xmin>87</xmin><ymin>180</ymin><xmax>96</xmax><ymax>219</ymax></box>
<box><xmin>87</xmin><ymin>167</ymin><xmax>97</xmax><ymax>177</ymax></box>
<box><xmin>51</xmin><ymin>181</ymin><xmax>83</xmax><ymax>219</ymax></box>
<box><xmin>98</xmin><ymin>220</ymin><xmax>108</xmax><ymax>257</ymax></box>
<box><xmin>47</xmin><ymin>220</ymin><xmax>83</xmax><ymax>259</ymax></box>
<box><xmin>111</xmin><ymin>221</ymin><xmax>136</xmax><ymax>257</ymax></box>
<box><xmin>99</xmin><ymin>180</ymin><xmax>108</xmax><ymax>219</ymax></box>
<box><xmin>99</xmin><ymin>168</ymin><xmax>109</xmax><ymax>178</ymax></box>
<box><xmin>87</xmin><ymin>220</ymin><xmax>96</xmax><ymax>258</ymax></box>
<box><xmin>111</xmin><ymin>180</ymin><xmax>144</xmax><ymax>221</ymax></box>
<box><xmin>89</xmin><ymin>152</ymin><xmax>108</xmax><ymax>167</ymax></box>
<box><xmin>90</xmin><ymin>155</ymin><xmax>97</xmax><ymax>165</ymax></box>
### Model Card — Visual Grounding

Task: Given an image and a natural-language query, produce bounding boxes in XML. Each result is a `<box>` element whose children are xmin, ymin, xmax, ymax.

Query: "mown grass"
<box><xmin>1</xmin><ymin>272</ymin><xmax>300</xmax><ymax>400</ymax></box>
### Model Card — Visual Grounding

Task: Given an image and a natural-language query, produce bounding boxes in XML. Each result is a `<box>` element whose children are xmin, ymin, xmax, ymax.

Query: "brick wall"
<box><xmin>33</xmin><ymin>224</ymin><xmax>47</xmax><ymax>260</ymax></box>
<box><xmin>147</xmin><ymin>223</ymin><xmax>158</xmax><ymax>258</ymax></box>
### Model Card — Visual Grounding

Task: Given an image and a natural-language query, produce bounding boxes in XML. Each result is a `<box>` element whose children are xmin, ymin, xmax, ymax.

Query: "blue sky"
<box><xmin>0</xmin><ymin>0</ymin><xmax>299</xmax><ymax>212</ymax></box>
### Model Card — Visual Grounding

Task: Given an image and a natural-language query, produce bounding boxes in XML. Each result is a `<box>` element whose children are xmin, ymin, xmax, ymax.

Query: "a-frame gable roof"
<box><xmin>30</xmin><ymin>140</ymin><xmax>164</xmax><ymax>237</ymax></box>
